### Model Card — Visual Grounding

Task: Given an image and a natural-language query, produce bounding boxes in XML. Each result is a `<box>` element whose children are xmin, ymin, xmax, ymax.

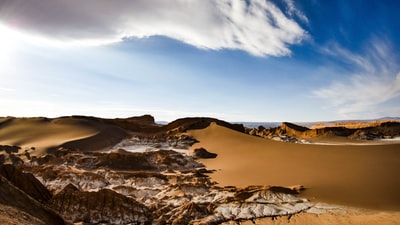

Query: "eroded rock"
<box><xmin>48</xmin><ymin>184</ymin><xmax>151</xmax><ymax>224</ymax></box>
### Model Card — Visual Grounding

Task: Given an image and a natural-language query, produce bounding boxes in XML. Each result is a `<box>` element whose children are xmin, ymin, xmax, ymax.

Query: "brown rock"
<box><xmin>0</xmin><ymin>164</ymin><xmax>52</xmax><ymax>203</ymax></box>
<box><xmin>0</xmin><ymin>176</ymin><xmax>65</xmax><ymax>225</ymax></box>
<box><xmin>48</xmin><ymin>183</ymin><xmax>151</xmax><ymax>224</ymax></box>
<box><xmin>193</xmin><ymin>148</ymin><xmax>218</xmax><ymax>159</ymax></box>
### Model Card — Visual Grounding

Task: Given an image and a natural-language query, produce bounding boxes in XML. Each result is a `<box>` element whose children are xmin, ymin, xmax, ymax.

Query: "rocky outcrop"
<box><xmin>0</xmin><ymin>176</ymin><xmax>65</xmax><ymax>225</ymax></box>
<box><xmin>193</xmin><ymin>148</ymin><xmax>218</xmax><ymax>159</ymax></box>
<box><xmin>0</xmin><ymin>164</ymin><xmax>52</xmax><ymax>203</ymax></box>
<box><xmin>195</xmin><ymin>186</ymin><xmax>312</xmax><ymax>224</ymax></box>
<box><xmin>247</xmin><ymin>121</ymin><xmax>400</xmax><ymax>142</ymax></box>
<box><xmin>83</xmin><ymin>149</ymin><xmax>203</xmax><ymax>171</ymax></box>
<box><xmin>48</xmin><ymin>184</ymin><xmax>151</xmax><ymax>224</ymax></box>
<box><xmin>159</xmin><ymin>202</ymin><xmax>213</xmax><ymax>225</ymax></box>
<box><xmin>348</xmin><ymin>121</ymin><xmax>400</xmax><ymax>140</ymax></box>
<box><xmin>105</xmin><ymin>114</ymin><xmax>161</xmax><ymax>133</ymax></box>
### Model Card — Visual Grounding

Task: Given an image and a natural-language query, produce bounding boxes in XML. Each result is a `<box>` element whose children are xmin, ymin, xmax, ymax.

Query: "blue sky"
<box><xmin>0</xmin><ymin>0</ymin><xmax>399</xmax><ymax>122</ymax></box>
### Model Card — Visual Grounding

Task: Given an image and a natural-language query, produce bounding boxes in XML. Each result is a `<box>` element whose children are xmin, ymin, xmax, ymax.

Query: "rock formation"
<box><xmin>247</xmin><ymin>121</ymin><xmax>400</xmax><ymax>142</ymax></box>
<box><xmin>48</xmin><ymin>184</ymin><xmax>150</xmax><ymax>224</ymax></box>
<box><xmin>0</xmin><ymin>169</ymin><xmax>65</xmax><ymax>225</ymax></box>
<box><xmin>193</xmin><ymin>147</ymin><xmax>218</xmax><ymax>159</ymax></box>
<box><xmin>0</xmin><ymin>164</ymin><xmax>52</xmax><ymax>203</ymax></box>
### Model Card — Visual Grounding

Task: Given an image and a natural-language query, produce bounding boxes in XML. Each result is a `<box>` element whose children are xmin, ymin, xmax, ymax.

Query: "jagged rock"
<box><xmin>162</xmin><ymin>202</ymin><xmax>214</xmax><ymax>225</ymax></box>
<box><xmin>48</xmin><ymin>183</ymin><xmax>151</xmax><ymax>224</ymax></box>
<box><xmin>0</xmin><ymin>176</ymin><xmax>65</xmax><ymax>225</ymax></box>
<box><xmin>70</xmin><ymin>149</ymin><xmax>202</xmax><ymax>171</ymax></box>
<box><xmin>0</xmin><ymin>164</ymin><xmax>52</xmax><ymax>203</ymax></box>
<box><xmin>193</xmin><ymin>148</ymin><xmax>218</xmax><ymax>159</ymax></box>
<box><xmin>197</xmin><ymin>186</ymin><xmax>312</xmax><ymax>224</ymax></box>
<box><xmin>42</xmin><ymin>170</ymin><xmax>109</xmax><ymax>192</ymax></box>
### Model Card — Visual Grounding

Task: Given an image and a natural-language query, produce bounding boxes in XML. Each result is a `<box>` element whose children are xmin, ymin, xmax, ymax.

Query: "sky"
<box><xmin>0</xmin><ymin>0</ymin><xmax>399</xmax><ymax>122</ymax></box>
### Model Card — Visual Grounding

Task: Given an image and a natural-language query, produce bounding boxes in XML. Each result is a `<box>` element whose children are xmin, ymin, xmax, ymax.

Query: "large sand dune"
<box><xmin>188</xmin><ymin>123</ymin><xmax>400</xmax><ymax>211</ymax></box>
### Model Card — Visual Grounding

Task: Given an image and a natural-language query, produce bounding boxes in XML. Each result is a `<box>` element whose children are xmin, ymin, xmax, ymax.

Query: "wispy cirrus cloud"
<box><xmin>313</xmin><ymin>38</ymin><xmax>400</xmax><ymax>119</ymax></box>
<box><xmin>0</xmin><ymin>0</ymin><xmax>307</xmax><ymax>57</ymax></box>
<box><xmin>282</xmin><ymin>0</ymin><xmax>309</xmax><ymax>24</ymax></box>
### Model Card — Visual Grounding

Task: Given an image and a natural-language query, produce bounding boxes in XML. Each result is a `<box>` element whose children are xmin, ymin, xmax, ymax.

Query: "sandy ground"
<box><xmin>188</xmin><ymin>123</ymin><xmax>400</xmax><ymax>211</ymax></box>
<box><xmin>0</xmin><ymin>117</ymin><xmax>115</xmax><ymax>156</ymax></box>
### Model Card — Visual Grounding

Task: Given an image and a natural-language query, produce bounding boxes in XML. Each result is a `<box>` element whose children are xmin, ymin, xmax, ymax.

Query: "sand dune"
<box><xmin>188</xmin><ymin>123</ymin><xmax>400</xmax><ymax>211</ymax></box>
<box><xmin>0</xmin><ymin>117</ymin><xmax>129</xmax><ymax>155</ymax></box>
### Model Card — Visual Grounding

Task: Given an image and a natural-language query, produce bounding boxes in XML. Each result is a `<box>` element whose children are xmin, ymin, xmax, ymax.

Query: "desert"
<box><xmin>0</xmin><ymin>115</ymin><xmax>400</xmax><ymax>224</ymax></box>
<box><xmin>2</xmin><ymin>1</ymin><xmax>400</xmax><ymax>224</ymax></box>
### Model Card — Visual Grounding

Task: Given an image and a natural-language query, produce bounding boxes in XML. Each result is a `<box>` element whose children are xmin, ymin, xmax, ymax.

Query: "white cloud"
<box><xmin>0</xmin><ymin>0</ymin><xmax>307</xmax><ymax>56</ymax></box>
<box><xmin>314</xmin><ymin>38</ymin><xmax>400</xmax><ymax>119</ymax></box>
<box><xmin>283</xmin><ymin>0</ymin><xmax>309</xmax><ymax>24</ymax></box>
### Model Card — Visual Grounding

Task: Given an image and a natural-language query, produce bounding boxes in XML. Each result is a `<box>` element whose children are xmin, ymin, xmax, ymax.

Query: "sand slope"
<box><xmin>0</xmin><ymin>117</ymin><xmax>129</xmax><ymax>155</ymax></box>
<box><xmin>188</xmin><ymin>123</ymin><xmax>400</xmax><ymax>211</ymax></box>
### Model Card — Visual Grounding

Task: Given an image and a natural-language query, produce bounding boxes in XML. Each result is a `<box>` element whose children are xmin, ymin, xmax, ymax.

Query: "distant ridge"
<box><xmin>310</xmin><ymin>118</ymin><xmax>400</xmax><ymax>129</ymax></box>
<box><xmin>238</xmin><ymin>117</ymin><xmax>400</xmax><ymax>129</ymax></box>
<box><xmin>247</xmin><ymin>120</ymin><xmax>400</xmax><ymax>141</ymax></box>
